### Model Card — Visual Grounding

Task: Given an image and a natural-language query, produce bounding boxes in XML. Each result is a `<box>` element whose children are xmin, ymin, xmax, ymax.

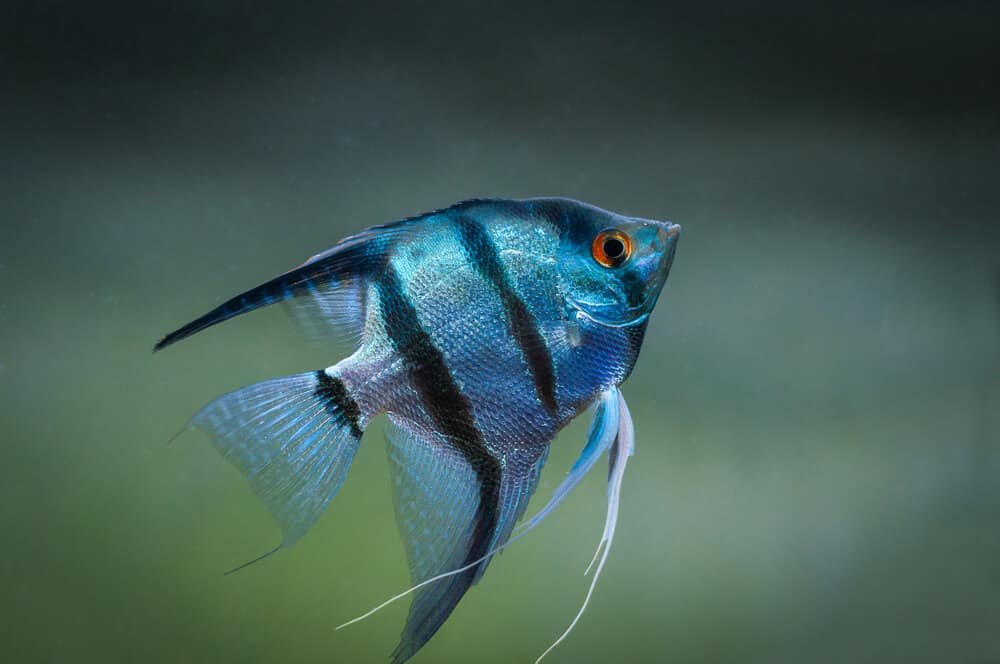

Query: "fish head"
<box><xmin>551</xmin><ymin>200</ymin><xmax>680</xmax><ymax>327</ymax></box>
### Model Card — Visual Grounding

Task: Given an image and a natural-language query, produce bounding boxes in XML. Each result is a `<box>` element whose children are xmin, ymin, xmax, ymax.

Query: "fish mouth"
<box><xmin>659</xmin><ymin>222</ymin><xmax>682</xmax><ymax>242</ymax></box>
<box><xmin>570</xmin><ymin>302</ymin><xmax>651</xmax><ymax>328</ymax></box>
<box><xmin>566</xmin><ymin>289</ymin><xmax>657</xmax><ymax>329</ymax></box>
<box><xmin>642</xmin><ymin>221</ymin><xmax>680</xmax><ymax>305</ymax></box>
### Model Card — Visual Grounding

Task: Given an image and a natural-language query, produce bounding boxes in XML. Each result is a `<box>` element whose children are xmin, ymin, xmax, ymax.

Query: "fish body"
<box><xmin>156</xmin><ymin>198</ymin><xmax>680</xmax><ymax>662</ymax></box>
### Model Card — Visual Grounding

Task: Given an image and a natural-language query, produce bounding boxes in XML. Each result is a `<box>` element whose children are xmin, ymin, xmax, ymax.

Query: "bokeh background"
<box><xmin>2</xmin><ymin>1</ymin><xmax>998</xmax><ymax>662</ymax></box>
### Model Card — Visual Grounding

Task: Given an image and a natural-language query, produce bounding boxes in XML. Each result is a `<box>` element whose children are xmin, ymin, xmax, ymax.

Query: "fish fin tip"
<box><xmin>535</xmin><ymin>389</ymin><xmax>634</xmax><ymax>662</ymax></box>
<box><xmin>222</xmin><ymin>544</ymin><xmax>283</xmax><ymax>576</ymax></box>
<box><xmin>152</xmin><ymin>336</ymin><xmax>173</xmax><ymax>353</ymax></box>
<box><xmin>166</xmin><ymin>423</ymin><xmax>194</xmax><ymax>446</ymax></box>
<box><xmin>388</xmin><ymin>646</ymin><xmax>413</xmax><ymax>664</ymax></box>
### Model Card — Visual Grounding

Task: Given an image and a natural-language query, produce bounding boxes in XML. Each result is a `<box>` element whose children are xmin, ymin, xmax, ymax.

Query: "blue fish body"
<box><xmin>156</xmin><ymin>198</ymin><xmax>680</xmax><ymax>661</ymax></box>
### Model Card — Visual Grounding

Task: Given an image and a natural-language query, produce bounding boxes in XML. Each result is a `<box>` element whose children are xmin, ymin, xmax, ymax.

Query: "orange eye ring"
<box><xmin>591</xmin><ymin>229</ymin><xmax>632</xmax><ymax>268</ymax></box>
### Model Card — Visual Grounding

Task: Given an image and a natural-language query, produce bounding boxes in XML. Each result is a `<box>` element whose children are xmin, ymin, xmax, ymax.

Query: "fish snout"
<box><xmin>656</xmin><ymin>222</ymin><xmax>680</xmax><ymax>277</ymax></box>
<box><xmin>657</xmin><ymin>222</ymin><xmax>681</xmax><ymax>242</ymax></box>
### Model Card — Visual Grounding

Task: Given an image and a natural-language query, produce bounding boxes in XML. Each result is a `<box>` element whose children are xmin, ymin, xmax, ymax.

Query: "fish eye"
<box><xmin>591</xmin><ymin>229</ymin><xmax>632</xmax><ymax>268</ymax></box>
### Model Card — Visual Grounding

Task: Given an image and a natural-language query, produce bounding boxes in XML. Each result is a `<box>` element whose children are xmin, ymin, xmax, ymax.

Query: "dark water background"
<box><xmin>2</xmin><ymin>2</ymin><xmax>998</xmax><ymax>662</ymax></box>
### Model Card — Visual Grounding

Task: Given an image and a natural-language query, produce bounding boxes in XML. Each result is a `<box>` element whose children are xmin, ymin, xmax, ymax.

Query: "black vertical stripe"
<box><xmin>453</xmin><ymin>214</ymin><xmax>558</xmax><ymax>414</ymax></box>
<box><xmin>314</xmin><ymin>371</ymin><xmax>364</xmax><ymax>438</ymax></box>
<box><xmin>374</xmin><ymin>265</ymin><xmax>501</xmax><ymax>573</ymax></box>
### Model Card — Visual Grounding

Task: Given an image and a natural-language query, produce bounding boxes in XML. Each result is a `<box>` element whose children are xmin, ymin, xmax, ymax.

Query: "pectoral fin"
<box><xmin>536</xmin><ymin>390</ymin><xmax>635</xmax><ymax>663</ymax></box>
<box><xmin>516</xmin><ymin>387</ymin><xmax>621</xmax><ymax>535</ymax></box>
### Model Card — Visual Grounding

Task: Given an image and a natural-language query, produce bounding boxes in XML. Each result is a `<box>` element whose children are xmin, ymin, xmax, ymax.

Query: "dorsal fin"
<box><xmin>152</xmin><ymin>200</ymin><xmax>509</xmax><ymax>352</ymax></box>
<box><xmin>153</xmin><ymin>222</ymin><xmax>411</xmax><ymax>351</ymax></box>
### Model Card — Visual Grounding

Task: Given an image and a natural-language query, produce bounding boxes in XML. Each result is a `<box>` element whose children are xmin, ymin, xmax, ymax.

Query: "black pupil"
<box><xmin>603</xmin><ymin>237</ymin><xmax>625</xmax><ymax>259</ymax></box>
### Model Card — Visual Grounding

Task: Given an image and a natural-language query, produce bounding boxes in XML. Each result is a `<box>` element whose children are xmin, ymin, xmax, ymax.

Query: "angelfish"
<box><xmin>155</xmin><ymin>198</ymin><xmax>680</xmax><ymax>662</ymax></box>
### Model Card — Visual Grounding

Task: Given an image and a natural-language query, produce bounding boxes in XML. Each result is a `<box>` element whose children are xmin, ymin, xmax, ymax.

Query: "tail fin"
<box><xmin>192</xmin><ymin>369</ymin><xmax>365</xmax><ymax>546</ymax></box>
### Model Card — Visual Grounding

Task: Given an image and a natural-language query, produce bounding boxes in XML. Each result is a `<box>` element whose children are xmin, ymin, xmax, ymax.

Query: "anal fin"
<box><xmin>385</xmin><ymin>417</ymin><xmax>545</xmax><ymax>663</ymax></box>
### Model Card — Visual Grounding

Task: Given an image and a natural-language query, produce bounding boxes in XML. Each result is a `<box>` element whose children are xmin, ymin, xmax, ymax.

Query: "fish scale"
<box><xmin>155</xmin><ymin>197</ymin><xmax>679</xmax><ymax>662</ymax></box>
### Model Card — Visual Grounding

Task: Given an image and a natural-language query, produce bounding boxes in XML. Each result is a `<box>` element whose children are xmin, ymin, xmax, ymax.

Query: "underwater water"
<box><xmin>2</xmin><ymin>2</ymin><xmax>998</xmax><ymax>662</ymax></box>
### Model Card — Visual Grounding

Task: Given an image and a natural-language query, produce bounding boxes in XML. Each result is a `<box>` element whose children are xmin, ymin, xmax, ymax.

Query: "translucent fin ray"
<box><xmin>153</xmin><ymin>222</ymin><xmax>415</xmax><ymax>351</ymax></box>
<box><xmin>192</xmin><ymin>370</ymin><xmax>364</xmax><ymax>547</ymax></box>
<box><xmin>283</xmin><ymin>277</ymin><xmax>366</xmax><ymax>346</ymax></box>
<box><xmin>515</xmin><ymin>389</ymin><xmax>621</xmax><ymax>535</ymax></box>
<box><xmin>384</xmin><ymin>418</ymin><xmax>483</xmax><ymax>663</ymax></box>
<box><xmin>382</xmin><ymin>418</ymin><xmax>549</xmax><ymax>664</ymax></box>
<box><xmin>336</xmin><ymin>389</ymin><xmax>620</xmax><ymax>634</ymax></box>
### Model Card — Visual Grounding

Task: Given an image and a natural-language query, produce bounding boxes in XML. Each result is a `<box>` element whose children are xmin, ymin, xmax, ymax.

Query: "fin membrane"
<box><xmin>514</xmin><ymin>389</ymin><xmax>620</xmax><ymax>537</ymax></box>
<box><xmin>336</xmin><ymin>390</ymin><xmax>619</xmax><ymax>645</ymax></box>
<box><xmin>192</xmin><ymin>370</ymin><xmax>364</xmax><ymax>547</ymax></box>
<box><xmin>385</xmin><ymin>417</ymin><xmax>547</xmax><ymax>664</ymax></box>
<box><xmin>153</xmin><ymin>221</ymin><xmax>417</xmax><ymax>351</ymax></box>
<box><xmin>283</xmin><ymin>276</ymin><xmax>367</xmax><ymax>346</ymax></box>
<box><xmin>535</xmin><ymin>389</ymin><xmax>635</xmax><ymax>663</ymax></box>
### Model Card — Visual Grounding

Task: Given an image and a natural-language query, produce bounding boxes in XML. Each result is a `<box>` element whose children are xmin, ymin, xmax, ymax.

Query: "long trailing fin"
<box><xmin>222</xmin><ymin>544</ymin><xmax>282</xmax><ymax>576</ymax></box>
<box><xmin>191</xmin><ymin>369</ymin><xmax>366</xmax><ymax>556</ymax></box>
<box><xmin>336</xmin><ymin>389</ymin><xmax>620</xmax><ymax>632</ymax></box>
<box><xmin>535</xmin><ymin>390</ymin><xmax>635</xmax><ymax>664</ymax></box>
<box><xmin>153</xmin><ymin>222</ymin><xmax>414</xmax><ymax>352</ymax></box>
<box><xmin>384</xmin><ymin>418</ymin><xmax>544</xmax><ymax>663</ymax></box>
<box><xmin>515</xmin><ymin>388</ymin><xmax>621</xmax><ymax>535</ymax></box>
<box><xmin>382</xmin><ymin>418</ymin><xmax>485</xmax><ymax>663</ymax></box>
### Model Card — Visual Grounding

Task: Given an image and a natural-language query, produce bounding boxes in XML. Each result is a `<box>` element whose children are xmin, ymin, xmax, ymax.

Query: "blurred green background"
<box><xmin>2</xmin><ymin>2</ymin><xmax>998</xmax><ymax>662</ymax></box>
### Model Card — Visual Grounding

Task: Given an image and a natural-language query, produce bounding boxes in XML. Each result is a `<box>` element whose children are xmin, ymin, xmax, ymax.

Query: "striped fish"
<box><xmin>155</xmin><ymin>198</ymin><xmax>680</xmax><ymax>662</ymax></box>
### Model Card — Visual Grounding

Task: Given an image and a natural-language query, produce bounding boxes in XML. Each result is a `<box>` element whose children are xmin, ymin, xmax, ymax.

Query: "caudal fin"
<box><xmin>192</xmin><ymin>369</ymin><xmax>365</xmax><ymax>547</ymax></box>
